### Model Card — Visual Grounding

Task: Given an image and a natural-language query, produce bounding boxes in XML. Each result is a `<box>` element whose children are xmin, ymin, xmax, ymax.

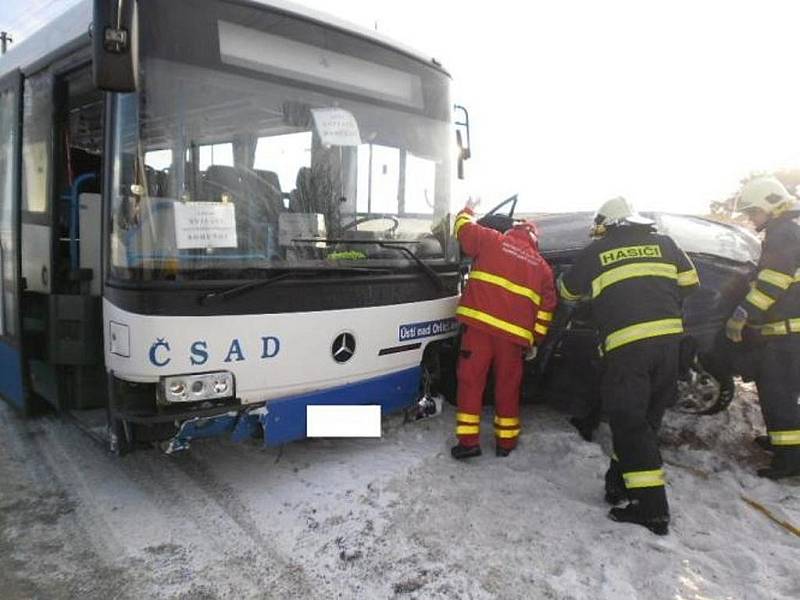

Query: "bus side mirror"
<box><xmin>92</xmin><ymin>0</ymin><xmax>139</xmax><ymax>92</ymax></box>
<box><xmin>454</xmin><ymin>105</ymin><xmax>471</xmax><ymax>180</ymax></box>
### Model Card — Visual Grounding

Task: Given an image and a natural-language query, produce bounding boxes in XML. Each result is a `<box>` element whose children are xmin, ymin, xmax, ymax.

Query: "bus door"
<box><xmin>17</xmin><ymin>60</ymin><xmax>105</xmax><ymax>414</ymax></box>
<box><xmin>0</xmin><ymin>69</ymin><xmax>26</xmax><ymax>412</ymax></box>
<box><xmin>46</xmin><ymin>63</ymin><xmax>105</xmax><ymax>413</ymax></box>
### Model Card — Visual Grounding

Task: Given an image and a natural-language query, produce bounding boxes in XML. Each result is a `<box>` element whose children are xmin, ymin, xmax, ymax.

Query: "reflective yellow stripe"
<box><xmin>456</xmin><ymin>306</ymin><xmax>534</xmax><ymax>343</ymax></box>
<box><xmin>761</xmin><ymin>318</ymin><xmax>800</xmax><ymax>336</ymax></box>
<box><xmin>470</xmin><ymin>270</ymin><xmax>542</xmax><ymax>304</ymax></box>
<box><xmin>796</xmin><ymin>268</ymin><xmax>800</xmax><ymax>283</ymax></box>
<box><xmin>534</xmin><ymin>323</ymin><xmax>549</xmax><ymax>336</ymax></box>
<box><xmin>537</xmin><ymin>311</ymin><xmax>553</xmax><ymax>322</ymax></box>
<box><xmin>623</xmin><ymin>468</ymin><xmax>665</xmax><ymax>489</ymax></box>
<box><xmin>759</xmin><ymin>269</ymin><xmax>794</xmax><ymax>290</ymax></box>
<box><xmin>770</xmin><ymin>430</ymin><xmax>800</xmax><ymax>446</ymax></box>
<box><xmin>456</xmin><ymin>425</ymin><xmax>480</xmax><ymax>436</ymax></box>
<box><xmin>494</xmin><ymin>416</ymin><xmax>520</xmax><ymax>427</ymax></box>
<box><xmin>761</xmin><ymin>322</ymin><xmax>786</xmax><ymax>335</ymax></box>
<box><xmin>677</xmin><ymin>269</ymin><xmax>700</xmax><ymax>287</ymax></box>
<box><xmin>495</xmin><ymin>428</ymin><xmax>521</xmax><ymax>439</ymax></box>
<box><xmin>456</xmin><ymin>412</ymin><xmax>481</xmax><ymax>424</ymax></box>
<box><xmin>605</xmin><ymin>318</ymin><xmax>684</xmax><ymax>352</ymax></box>
<box><xmin>591</xmin><ymin>262</ymin><xmax>678</xmax><ymax>298</ymax></box>
<box><xmin>745</xmin><ymin>288</ymin><xmax>776</xmax><ymax>311</ymax></box>
<box><xmin>558</xmin><ymin>277</ymin><xmax>583</xmax><ymax>301</ymax></box>
<box><xmin>454</xmin><ymin>215</ymin><xmax>473</xmax><ymax>236</ymax></box>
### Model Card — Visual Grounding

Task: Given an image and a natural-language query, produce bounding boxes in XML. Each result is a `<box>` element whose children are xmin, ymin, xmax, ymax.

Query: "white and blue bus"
<box><xmin>0</xmin><ymin>0</ymin><xmax>465</xmax><ymax>453</ymax></box>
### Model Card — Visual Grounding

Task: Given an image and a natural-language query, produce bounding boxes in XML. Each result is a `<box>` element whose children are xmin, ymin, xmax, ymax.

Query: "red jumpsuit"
<box><xmin>453</xmin><ymin>208</ymin><xmax>557</xmax><ymax>450</ymax></box>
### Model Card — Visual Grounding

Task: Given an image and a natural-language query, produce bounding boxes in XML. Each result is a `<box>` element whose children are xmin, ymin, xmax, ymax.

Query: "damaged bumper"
<box><xmin>161</xmin><ymin>366</ymin><xmax>423</xmax><ymax>452</ymax></box>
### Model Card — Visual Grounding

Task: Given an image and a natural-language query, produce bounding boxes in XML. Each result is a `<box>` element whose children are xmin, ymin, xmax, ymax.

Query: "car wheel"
<box><xmin>675</xmin><ymin>363</ymin><xmax>735</xmax><ymax>415</ymax></box>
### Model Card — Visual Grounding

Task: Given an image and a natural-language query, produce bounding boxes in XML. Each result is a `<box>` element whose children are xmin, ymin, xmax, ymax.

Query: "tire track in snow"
<box><xmin>0</xmin><ymin>407</ymin><xmax>136</xmax><ymax>599</ymax></box>
<box><xmin>139</xmin><ymin>450</ymin><xmax>319</xmax><ymax>598</ymax></box>
<box><xmin>2</xmin><ymin>405</ymin><xmax>318</xmax><ymax>599</ymax></box>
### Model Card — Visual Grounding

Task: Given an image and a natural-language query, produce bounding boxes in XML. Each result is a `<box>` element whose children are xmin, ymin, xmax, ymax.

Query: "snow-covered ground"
<box><xmin>1</xmin><ymin>384</ymin><xmax>798</xmax><ymax>600</ymax></box>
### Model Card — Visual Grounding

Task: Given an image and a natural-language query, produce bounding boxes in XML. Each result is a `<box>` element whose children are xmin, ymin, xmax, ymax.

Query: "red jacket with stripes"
<box><xmin>455</xmin><ymin>208</ymin><xmax>557</xmax><ymax>347</ymax></box>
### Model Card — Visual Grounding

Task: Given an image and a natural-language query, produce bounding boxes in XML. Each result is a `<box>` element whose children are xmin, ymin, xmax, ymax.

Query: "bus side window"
<box><xmin>21</xmin><ymin>73</ymin><xmax>52</xmax><ymax>215</ymax></box>
<box><xmin>356</xmin><ymin>144</ymin><xmax>400</xmax><ymax>214</ymax></box>
<box><xmin>144</xmin><ymin>149</ymin><xmax>173</xmax><ymax>198</ymax></box>
<box><xmin>0</xmin><ymin>82</ymin><xmax>20</xmax><ymax>336</ymax></box>
<box><xmin>253</xmin><ymin>132</ymin><xmax>311</xmax><ymax>199</ymax></box>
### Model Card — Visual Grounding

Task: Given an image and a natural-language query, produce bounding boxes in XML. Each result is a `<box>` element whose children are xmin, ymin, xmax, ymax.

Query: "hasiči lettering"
<box><xmin>599</xmin><ymin>245</ymin><xmax>662</xmax><ymax>266</ymax></box>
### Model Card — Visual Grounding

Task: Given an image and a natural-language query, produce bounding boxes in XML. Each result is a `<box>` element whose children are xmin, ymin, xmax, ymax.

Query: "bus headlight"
<box><xmin>161</xmin><ymin>372</ymin><xmax>235</xmax><ymax>403</ymax></box>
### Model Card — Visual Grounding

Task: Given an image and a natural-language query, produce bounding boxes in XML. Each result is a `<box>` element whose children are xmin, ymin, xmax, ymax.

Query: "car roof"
<box><xmin>531</xmin><ymin>211</ymin><xmax>761</xmax><ymax>264</ymax></box>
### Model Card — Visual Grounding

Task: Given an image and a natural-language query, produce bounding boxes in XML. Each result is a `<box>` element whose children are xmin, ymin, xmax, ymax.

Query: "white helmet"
<box><xmin>735</xmin><ymin>176</ymin><xmax>796</xmax><ymax>217</ymax></box>
<box><xmin>591</xmin><ymin>196</ymin><xmax>653</xmax><ymax>237</ymax></box>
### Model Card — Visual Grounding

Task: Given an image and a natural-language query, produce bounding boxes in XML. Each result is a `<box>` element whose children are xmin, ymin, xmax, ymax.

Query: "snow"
<box><xmin>1</xmin><ymin>383</ymin><xmax>799</xmax><ymax>599</ymax></box>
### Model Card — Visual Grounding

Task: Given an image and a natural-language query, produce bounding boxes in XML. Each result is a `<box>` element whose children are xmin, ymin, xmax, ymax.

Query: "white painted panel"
<box><xmin>306</xmin><ymin>405</ymin><xmax>381</xmax><ymax>438</ymax></box>
<box><xmin>21</xmin><ymin>223</ymin><xmax>51</xmax><ymax>294</ymax></box>
<box><xmin>79</xmin><ymin>193</ymin><xmax>102</xmax><ymax>296</ymax></box>
<box><xmin>103</xmin><ymin>295</ymin><xmax>460</xmax><ymax>405</ymax></box>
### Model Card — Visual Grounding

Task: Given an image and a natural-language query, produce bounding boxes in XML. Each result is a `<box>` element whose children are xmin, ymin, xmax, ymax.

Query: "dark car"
<box><xmin>474</xmin><ymin>197</ymin><xmax>761</xmax><ymax>433</ymax></box>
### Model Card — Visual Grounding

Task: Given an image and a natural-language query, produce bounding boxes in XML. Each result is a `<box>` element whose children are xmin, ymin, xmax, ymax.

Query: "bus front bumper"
<box><xmin>158</xmin><ymin>366</ymin><xmax>422</xmax><ymax>452</ymax></box>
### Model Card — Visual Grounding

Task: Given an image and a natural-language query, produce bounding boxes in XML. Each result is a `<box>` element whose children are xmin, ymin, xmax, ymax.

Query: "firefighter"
<box><xmin>451</xmin><ymin>198</ymin><xmax>557</xmax><ymax>459</ymax></box>
<box><xmin>559</xmin><ymin>197</ymin><xmax>700</xmax><ymax>535</ymax></box>
<box><xmin>726</xmin><ymin>176</ymin><xmax>800</xmax><ymax>479</ymax></box>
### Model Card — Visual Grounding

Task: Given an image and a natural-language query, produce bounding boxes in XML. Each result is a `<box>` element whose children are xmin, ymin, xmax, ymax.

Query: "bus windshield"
<box><xmin>109</xmin><ymin>0</ymin><xmax>455</xmax><ymax>281</ymax></box>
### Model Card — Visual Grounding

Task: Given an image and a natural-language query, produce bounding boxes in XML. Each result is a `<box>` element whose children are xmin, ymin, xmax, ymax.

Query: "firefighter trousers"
<box><xmin>602</xmin><ymin>339</ymin><xmax>679</xmax><ymax>518</ymax></box>
<box><xmin>455</xmin><ymin>326</ymin><xmax>524</xmax><ymax>450</ymax></box>
<box><xmin>755</xmin><ymin>337</ymin><xmax>800</xmax><ymax>464</ymax></box>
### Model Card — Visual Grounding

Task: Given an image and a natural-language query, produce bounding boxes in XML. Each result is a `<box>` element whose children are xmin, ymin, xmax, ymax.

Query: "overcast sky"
<box><xmin>3</xmin><ymin>0</ymin><xmax>800</xmax><ymax>214</ymax></box>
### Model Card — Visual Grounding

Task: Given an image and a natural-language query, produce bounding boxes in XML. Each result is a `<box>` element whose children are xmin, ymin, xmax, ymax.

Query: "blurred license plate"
<box><xmin>306</xmin><ymin>405</ymin><xmax>381</xmax><ymax>438</ymax></box>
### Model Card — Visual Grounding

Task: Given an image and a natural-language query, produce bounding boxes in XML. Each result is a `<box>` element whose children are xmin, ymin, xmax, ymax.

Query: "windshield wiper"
<box><xmin>199</xmin><ymin>267</ymin><xmax>392</xmax><ymax>306</ymax></box>
<box><xmin>292</xmin><ymin>238</ymin><xmax>446</xmax><ymax>292</ymax></box>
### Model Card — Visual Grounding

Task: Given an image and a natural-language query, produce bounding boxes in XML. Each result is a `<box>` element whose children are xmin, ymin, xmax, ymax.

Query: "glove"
<box><xmin>465</xmin><ymin>196</ymin><xmax>481</xmax><ymax>211</ymax></box>
<box><xmin>524</xmin><ymin>345</ymin><xmax>538</xmax><ymax>361</ymax></box>
<box><xmin>559</xmin><ymin>299</ymin><xmax>579</xmax><ymax>311</ymax></box>
<box><xmin>725</xmin><ymin>306</ymin><xmax>748</xmax><ymax>343</ymax></box>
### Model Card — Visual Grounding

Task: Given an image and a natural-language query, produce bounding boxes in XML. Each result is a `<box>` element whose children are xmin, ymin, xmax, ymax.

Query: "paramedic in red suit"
<box><xmin>451</xmin><ymin>198</ymin><xmax>557</xmax><ymax>459</ymax></box>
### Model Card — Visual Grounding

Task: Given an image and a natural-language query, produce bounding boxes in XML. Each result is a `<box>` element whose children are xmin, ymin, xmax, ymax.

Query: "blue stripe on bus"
<box><xmin>262</xmin><ymin>366</ymin><xmax>421</xmax><ymax>446</ymax></box>
<box><xmin>0</xmin><ymin>340</ymin><xmax>24</xmax><ymax>410</ymax></box>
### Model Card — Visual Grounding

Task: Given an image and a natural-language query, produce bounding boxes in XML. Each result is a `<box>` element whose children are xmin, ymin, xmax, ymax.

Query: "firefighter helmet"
<box><xmin>591</xmin><ymin>196</ymin><xmax>653</xmax><ymax>238</ymax></box>
<box><xmin>508</xmin><ymin>219</ymin><xmax>540</xmax><ymax>250</ymax></box>
<box><xmin>735</xmin><ymin>176</ymin><xmax>796</xmax><ymax>217</ymax></box>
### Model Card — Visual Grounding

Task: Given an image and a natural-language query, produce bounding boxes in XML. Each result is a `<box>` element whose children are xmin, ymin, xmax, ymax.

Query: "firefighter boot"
<box><xmin>757</xmin><ymin>448</ymin><xmax>800</xmax><ymax>480</ymax></box>
<box><xmin>608</xmin><ymin>502</ymin><xmax>670</xmax><ymax>536</ymax></box>
<box><xmin>604</xmin><ymin>463</ymin><xmax>629</xmax><ymax>505</ymax></box>
<box><xmin>451</xmin><ymin>443</ymin><xmax>482</xmax><ymax>460</ymax></box>
<box><xmin>608</xmin><ymin>487</ymin><xmax>669</xmax><ymax>535</ymax></box>
<box><xmin>496</xmin><ymin>446</ymin><xmax>513</xmax><ymax>457</ymax></box>
<box><xmin>754</xmin><ymin>435</ymin><xmax>773</xmax><ymax>453</ymax></box>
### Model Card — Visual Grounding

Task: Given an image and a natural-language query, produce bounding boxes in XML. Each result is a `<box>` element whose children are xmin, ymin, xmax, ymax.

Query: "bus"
<box><xmin>0</xmin><ymin>0</ymin><xmax>465</xmax><ymax>453</ymax></box>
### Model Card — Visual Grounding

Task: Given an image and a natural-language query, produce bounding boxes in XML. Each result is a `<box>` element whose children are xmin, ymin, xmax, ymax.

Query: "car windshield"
<box><xmin>109</xmin><ymin>0</ymin><xmax>455</xmax><ymax>281</ymax></box>
<box><xmin>654</xmin><ymin>214</ymin><xmax>761</xmax><ymax>264</ymax></box>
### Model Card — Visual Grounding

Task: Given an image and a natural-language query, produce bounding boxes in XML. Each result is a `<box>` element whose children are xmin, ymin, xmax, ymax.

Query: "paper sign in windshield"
<box><xmin>311</xmin><ymin>108</ymin><xmax>362</xmax><ymax>147</ymax></box>
<box><xmin>174</xmin><ymin>202</ymin><xmax>238</xmax><ymax>249</ymax></box>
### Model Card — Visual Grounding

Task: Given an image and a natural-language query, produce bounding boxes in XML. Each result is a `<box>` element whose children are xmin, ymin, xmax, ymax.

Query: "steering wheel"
<box><xmin>342</xmin><ymin>214</ymin><xmax>400</xmax><ymax>235</ymax></box>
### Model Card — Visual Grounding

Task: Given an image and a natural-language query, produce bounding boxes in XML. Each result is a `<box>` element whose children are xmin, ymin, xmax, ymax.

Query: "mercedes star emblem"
<box><xmin>332</xmin><ymin>332</ymin><xmax>356</xmax><ymax>363</ymax></box>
